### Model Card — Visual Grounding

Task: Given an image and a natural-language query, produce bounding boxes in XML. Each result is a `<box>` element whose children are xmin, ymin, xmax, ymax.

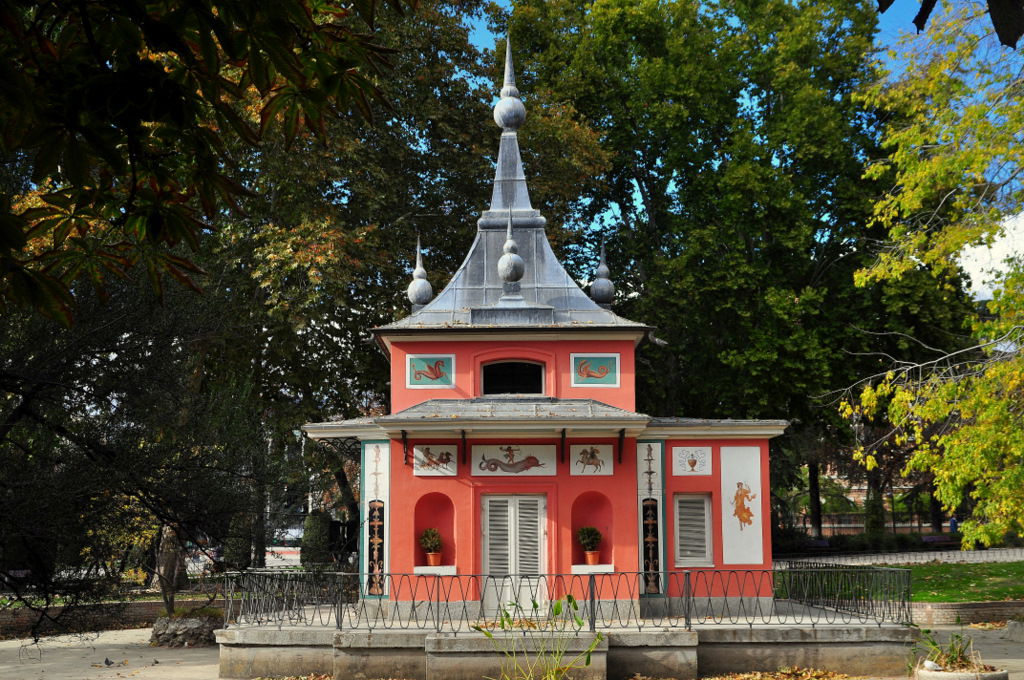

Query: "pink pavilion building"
<box><xmin>302</xmin><ymin>42</ymin><xmax>787</xmax><ymax>609</ymax></box>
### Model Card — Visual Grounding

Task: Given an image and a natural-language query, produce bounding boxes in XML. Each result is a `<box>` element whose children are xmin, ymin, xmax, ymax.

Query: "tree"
<box><xmin>848</xmin><ymin>2</ymin><xmax>1024</xmax><ymax>546</ymax></box>
<box><xmin>0</xmin><ymin>0</ymin><xmax>411</xmax><ymax>324</ymax></box>
<box><xmin>509</xmin><ymin>0</ymin><xmax>973</xmax><ymax>536</ymax></box>
<box><xmin>0</xmin><ymin>1</ymin><xmax>610</xmax><ymax>636</ymax></box>
<box><xmin>877</xmin><ymin>0</ymin><xmax>1024</xmax><ymax>48</ymax></box>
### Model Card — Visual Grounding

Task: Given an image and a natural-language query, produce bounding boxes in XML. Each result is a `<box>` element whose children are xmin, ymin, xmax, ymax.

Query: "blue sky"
<box><xmin>469</xmin><ymin>1</ymin><xmax>927</xmax><ymax>56</ymax></box>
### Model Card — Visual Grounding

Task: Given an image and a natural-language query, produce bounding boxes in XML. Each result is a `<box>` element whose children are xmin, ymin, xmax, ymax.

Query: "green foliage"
<box><xmin>418</xmin><ymin>528</ymin><xmax>442</xmax><ymax>553</ymax></box>
<box><xmin>0</xmin><ymin>0</ymin><xmax>411</xmax><ymax>323</ymax></box>
<box><xmin>473</xmin><ymin>595</ymin><xmax>604</xmax><ymax>680</ymax></box>
<box><xmin>575</xmin><ymin>527</ymin><xmax>602</xmax><ymax>552</ymax></box>
<box><xmin>223</xmin><ymin>513</ymin><xmax>254</xmax><ymax>571</ymax></box>
<box><xmin>300</xmin><ymin>511</ymin><xmax>333</xmax><ymax>566</ymax></box>
<box><xmin>845</xmin><ymin>4</ymin><xmax>1024</xmax><ymax>546</ymax></box>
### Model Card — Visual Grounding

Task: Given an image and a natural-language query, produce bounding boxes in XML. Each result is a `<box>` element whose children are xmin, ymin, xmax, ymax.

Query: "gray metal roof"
<box><xmin>377</xmin><ymin>397</ymin><xmax>650</xmax><ymax>424</ymax></box>
<box><xmin>302</xmin><ymin>401</ymin><xmax>788</xmax><ymax>439</ymax></box>
<box><xmin>376</xmin><ymin>41</ymin><xmax>646</xmax><ymax>334</ymax></box>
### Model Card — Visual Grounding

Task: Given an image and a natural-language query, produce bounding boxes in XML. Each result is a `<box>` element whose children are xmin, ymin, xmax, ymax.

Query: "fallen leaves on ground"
<box><xmin>969</xmin><ymin>621</ymin><xmax>1007</xmax><ymax>630</ymax></box>
<box><xmin>697</xmin><ymin>668</ymin><xmax>852</xmax><ymax>680</ymax></box>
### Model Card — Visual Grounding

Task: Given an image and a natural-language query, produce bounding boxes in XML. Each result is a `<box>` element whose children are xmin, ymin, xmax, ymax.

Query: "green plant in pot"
<box><xmin>419</xmin><ymin>528</ymin><xmax>443</xmax><ymax>566</ymax></box>
<box><xmin>576</xmin><ymin>526</ymin><xmax>602</xmax><ymax>565</ymax></box>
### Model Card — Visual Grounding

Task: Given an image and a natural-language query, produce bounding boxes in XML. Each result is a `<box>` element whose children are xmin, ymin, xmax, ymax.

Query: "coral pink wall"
<box><xmin>389</xmin><ymin>339</ymin><xmax>637</xmax><ymax>412</ymax></box>
<box><xmin>662</xmin><ymin>439</ymin><xmax>773</xmax><ymax>597</ymax></box>
<box><xmin>388</xmin><ymin>437</ymin><xmax>639</xmax><ymax>577</ymax></box>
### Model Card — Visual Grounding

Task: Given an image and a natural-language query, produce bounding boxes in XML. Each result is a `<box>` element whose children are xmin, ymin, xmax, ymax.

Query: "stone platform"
<box><xmin>216</xmin><ymin>624</ymin><xmax>915</xmax><ymax>680</ymax></box>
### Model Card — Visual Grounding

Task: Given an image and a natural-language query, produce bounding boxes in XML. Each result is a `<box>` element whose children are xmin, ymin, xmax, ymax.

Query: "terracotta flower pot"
<box><xmin>426</xmin><ymin>552</ymin><xmax>442</xmax><ymax>567</ymax></box>
<box><xmin>583</xmin><ymin>551</ymin><xmax>600</xmax><ymax>565</ymax></box>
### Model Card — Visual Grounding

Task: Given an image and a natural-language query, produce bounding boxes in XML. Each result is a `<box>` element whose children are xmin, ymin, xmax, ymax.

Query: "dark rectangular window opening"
<box><xmin>482</xmin><ymin>361</ymin><xmax>544</xmax><ymax>395</ymax></box>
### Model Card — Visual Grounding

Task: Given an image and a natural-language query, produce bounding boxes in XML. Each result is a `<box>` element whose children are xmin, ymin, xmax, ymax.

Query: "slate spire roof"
<box><xmin>376</xmin><ymin>38</ymin><xmax>645</xmax><ymax>333</ymax></box>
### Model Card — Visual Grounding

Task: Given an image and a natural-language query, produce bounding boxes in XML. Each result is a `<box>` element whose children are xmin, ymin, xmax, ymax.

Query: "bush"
<box><xmin>576</xmin><ymin>526</ymin><xmax>602</xmax><ymax>551</ymax></box>
<box><xmin>223</xmin><ymin>513</ymin><xmax>253</xmax><ymax>570</ymax></box>
<box><xmin>419</xmin><ymin>528</ymin><xmax>442</xmax><ymax>553</ymax></box>
<box><xmin>301</xmin><ymin>510</ymin><xmax>333</xmax><ymax>566</ymax></box>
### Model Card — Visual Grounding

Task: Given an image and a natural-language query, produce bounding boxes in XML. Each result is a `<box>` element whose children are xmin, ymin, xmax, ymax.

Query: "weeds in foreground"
<box><xmin>473</xmin><ymin>594</ymin><xmax>603</xmax><ymax>680</ymax></box>
<box><xmin>912</xmin><ymin>626</ymin><xmax>996</xmax><ymax>672</ymax></box>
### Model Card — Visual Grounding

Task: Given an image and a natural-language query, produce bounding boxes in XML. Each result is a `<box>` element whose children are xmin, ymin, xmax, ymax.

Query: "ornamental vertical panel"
<box><xmin>636</xmin><ymin>441</ymin><xmax>665</xmax><ymax>594</ymax></box>
<box><xmin>720</xmin><ymin>446</ymin><xmax>763</xmax><ymax>565</ymax></box>
<box><xmin>361</xmin><ymin>440</ymin><xmax>391</xmax><ymax>596</ymax></box>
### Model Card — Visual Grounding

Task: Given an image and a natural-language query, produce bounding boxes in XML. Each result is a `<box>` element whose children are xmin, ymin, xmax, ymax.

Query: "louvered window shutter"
<box><xmin>676</xmin><ymin>495</ymin><xmax>711</xmax><ymax>565</ymax></box>
<box><xmin>516</xmin><ymin>497</ymin><xmax>542</xmax><ymax>575</ymax></box>
<box><xmin>485</xmin><ymin>497</ymin><xmax>511</xmax><ymax>575</ymax></box>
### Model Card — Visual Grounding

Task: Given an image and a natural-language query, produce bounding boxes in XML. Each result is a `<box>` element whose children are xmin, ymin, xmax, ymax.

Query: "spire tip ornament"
<box><xmin>493</xmin><ymin>36</ymin><xmax>526</xmax><ymax>130</ymax></box>
<box><xmin>407</xmin><ymin>236</ymin><xmax>433</xmax><ymax>308</ymax></box>
<box><xmin>497</xmin><ymin>210</ymin><xmax>525</xmax><ymax>286</ymax></box>
<box><xmin>590</xmin><ymin>239</ymin><xmax>615</xmax><ymax>308</ymax></box>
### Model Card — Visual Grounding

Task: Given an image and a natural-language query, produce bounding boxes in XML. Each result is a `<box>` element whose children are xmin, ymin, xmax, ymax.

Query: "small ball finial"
<box><xmin>590</xmin><ymin>240</ymin><xmax>615</xmax><ymax>306</ymax></box>
<box><xmin>407</xmin><ymin>236</ymin><xmax>433</xmax><ymax>306</ymax></box>
<box><xmin>497</xmin><ymin>211</ymin><xmax>524</xmax><ymax>283</ymax></box>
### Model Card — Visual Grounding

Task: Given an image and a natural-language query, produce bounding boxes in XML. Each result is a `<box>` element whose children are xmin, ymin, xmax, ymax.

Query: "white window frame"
<box><xmin>674</xmin><ymin>493</ymin><xmax>713</xmax><ymax>567</ymax></box>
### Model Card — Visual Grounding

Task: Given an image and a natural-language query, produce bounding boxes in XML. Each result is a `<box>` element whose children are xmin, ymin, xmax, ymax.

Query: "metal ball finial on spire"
<box><xmin>407</xmin><ymin>236</ymin><xmax>433</xmax><ymax>308</ymax></box>
<box><xmin>497</xmin><ymin>210</ymin><xmax>524</xmax><ymax>284</ymax></box>
<box><xmin>493</xmin><ymin>36</ymin><xmax>526</xmax><ymax>130</ymax></box>
<box><xmin>590</xmin><ymin>240</ymin><xmax>615</xmax><ymax>308</ymax></box>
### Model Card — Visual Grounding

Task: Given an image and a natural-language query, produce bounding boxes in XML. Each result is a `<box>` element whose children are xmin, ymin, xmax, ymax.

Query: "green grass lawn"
<box><xmin>894</xmin><ymin>561</ymin><xmax>1024</xmax><ymax>602</ymax></box>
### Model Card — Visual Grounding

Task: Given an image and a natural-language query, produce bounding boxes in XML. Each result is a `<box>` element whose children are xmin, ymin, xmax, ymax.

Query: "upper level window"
<box><xmin>482</xmin><ymin>361</ymin><xmax>544</xmax><ymax>395</ymax></box>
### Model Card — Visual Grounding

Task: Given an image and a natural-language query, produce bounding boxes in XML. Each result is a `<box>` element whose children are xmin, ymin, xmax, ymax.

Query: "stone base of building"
<box><xmin>216</xmin><ymin>623</ymin><xmax>915</xmax><ymax>680</ymax></box>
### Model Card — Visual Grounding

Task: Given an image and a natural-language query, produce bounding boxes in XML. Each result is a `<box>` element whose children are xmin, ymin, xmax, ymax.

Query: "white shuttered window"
<box><xmin>675</xmin><ymin>494</ymin><xmax>712</xmax><ymax>566</ymax></box>
<box><xmin>483</xmin><ymin>495</ymin><xmax>545</xmax><ymax>576</ymax></box>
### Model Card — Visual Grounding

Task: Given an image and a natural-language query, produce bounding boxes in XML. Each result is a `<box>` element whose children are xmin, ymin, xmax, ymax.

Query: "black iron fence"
<box><xmin>223</xmin><ymin>567</ymin><xmax>910</xmax><ymax>632</ymax></box>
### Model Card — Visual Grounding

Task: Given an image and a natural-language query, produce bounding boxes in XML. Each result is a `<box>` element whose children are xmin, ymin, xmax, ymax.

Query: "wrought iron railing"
<box><xmin>223</xmin><ymin>567</ymin><xmax>910</xmax><ymax>632</ymax></box>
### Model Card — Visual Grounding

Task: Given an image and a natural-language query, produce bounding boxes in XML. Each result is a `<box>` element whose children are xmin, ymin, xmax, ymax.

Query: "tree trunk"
<box><xmin>807</xmin><ymin>461</ymin><xmax>823</xmax><ymax>539</ymax></box>
<box><xmin>929</xmin><ymin>486</ymin><xmax>945</xmax><ymax>533</ymax></box>
<box><xmin>864</xmin><ymin>469</ymin><xmax>885</xmax><ymax>538</ymax></box>
<box><xmin>153</xmin><ymin>525</ymin><xmax>187</xmax><ymax>617</ymax></box>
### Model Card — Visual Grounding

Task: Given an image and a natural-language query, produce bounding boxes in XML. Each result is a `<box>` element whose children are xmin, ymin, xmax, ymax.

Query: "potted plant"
<box><xmin>576</xmin><ymin>526</ymin><xmax>602</xmax><ymax>565</ymax></box>
<box><xmin>914</xmin><ymin>627</ymin><xmax>1008</xmax><ymax>680</ymax></box>
<box><xmin>419</xmin><ymin>528</ymin><xmax>443</xmax><ymax>566</ymax></box>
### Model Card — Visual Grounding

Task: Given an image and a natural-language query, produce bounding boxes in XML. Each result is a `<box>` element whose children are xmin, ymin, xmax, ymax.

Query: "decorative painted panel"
<box><xmin>472</xmin><ymin>444</ymin><xmax>556</xmax><ymax>476</ymax></box>
<box><xmin>361</xmin><ymin>440</ymin><xmax>391</xmax><ymax>595</ymax></box>
<box><xmin>569</xmin><ymin>444</ymin><xmax>613</xmax><ymax>476</ymax></box>
<box><xmin>413</xmin><ymin>445</ymin><xmax>457</xmax><ymax>476</ymax></box>
<box><xmin>636</xmin><ymin>441</ymin><xmax>665</xmax><ymax>595</ymax></box>
<box><xmin>570</xmin><ymin>353</ymin><xmax>620</xmax><ymax>387</ymax></box>
<box><xmin>671</xmin><ymin>446</ymin><xmax>712</xmax><ymax>476</ymax></box>
<box><xmin>720</xmin><ymin>446</ymin><xmax>763</xmax><ymax>565</ymax></box>
<box><xmin>406</xmin><ymin>354</ymin><xmax>455</xmax><ymax>389</ymax></box>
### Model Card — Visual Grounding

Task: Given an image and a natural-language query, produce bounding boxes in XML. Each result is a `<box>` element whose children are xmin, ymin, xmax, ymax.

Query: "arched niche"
<box><xmin>414</xmin><ymin>493</ymin><xmax>455</xmax><ymax>566</ymax></box>
<box><xmin>571</xmin><ymin>491</ymin><xmax>613</xmax><ymax>565</ymax></box>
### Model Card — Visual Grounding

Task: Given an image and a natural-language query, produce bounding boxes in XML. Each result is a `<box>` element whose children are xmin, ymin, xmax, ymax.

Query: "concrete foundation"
<box><xmin>335</xmin><ymin>630</ymin><xmax>429</xmax><ymax>680</ymax></box>
<box><xmin>217</xmin><ymin>623</ymin><xmax>915</xmax><ymax>680</ymax></box>
<box><xmin>608</xmin><ymin>630</ymin><xmax>698</xmax><ymax>680</ymax></box>
<box><xmin>696</xmin><ymin>626</ymin><xmax>917</xmax><ymax>678</ymax></box>
<box><xmin>216</xmin><ymin>627</ymin><xmax>334</xmax><ymax>679</ymax></box>
<box><xmin>426</xmin><ymin>632</ymin><xmax>607</xmax><ymax>680</ymax></box>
